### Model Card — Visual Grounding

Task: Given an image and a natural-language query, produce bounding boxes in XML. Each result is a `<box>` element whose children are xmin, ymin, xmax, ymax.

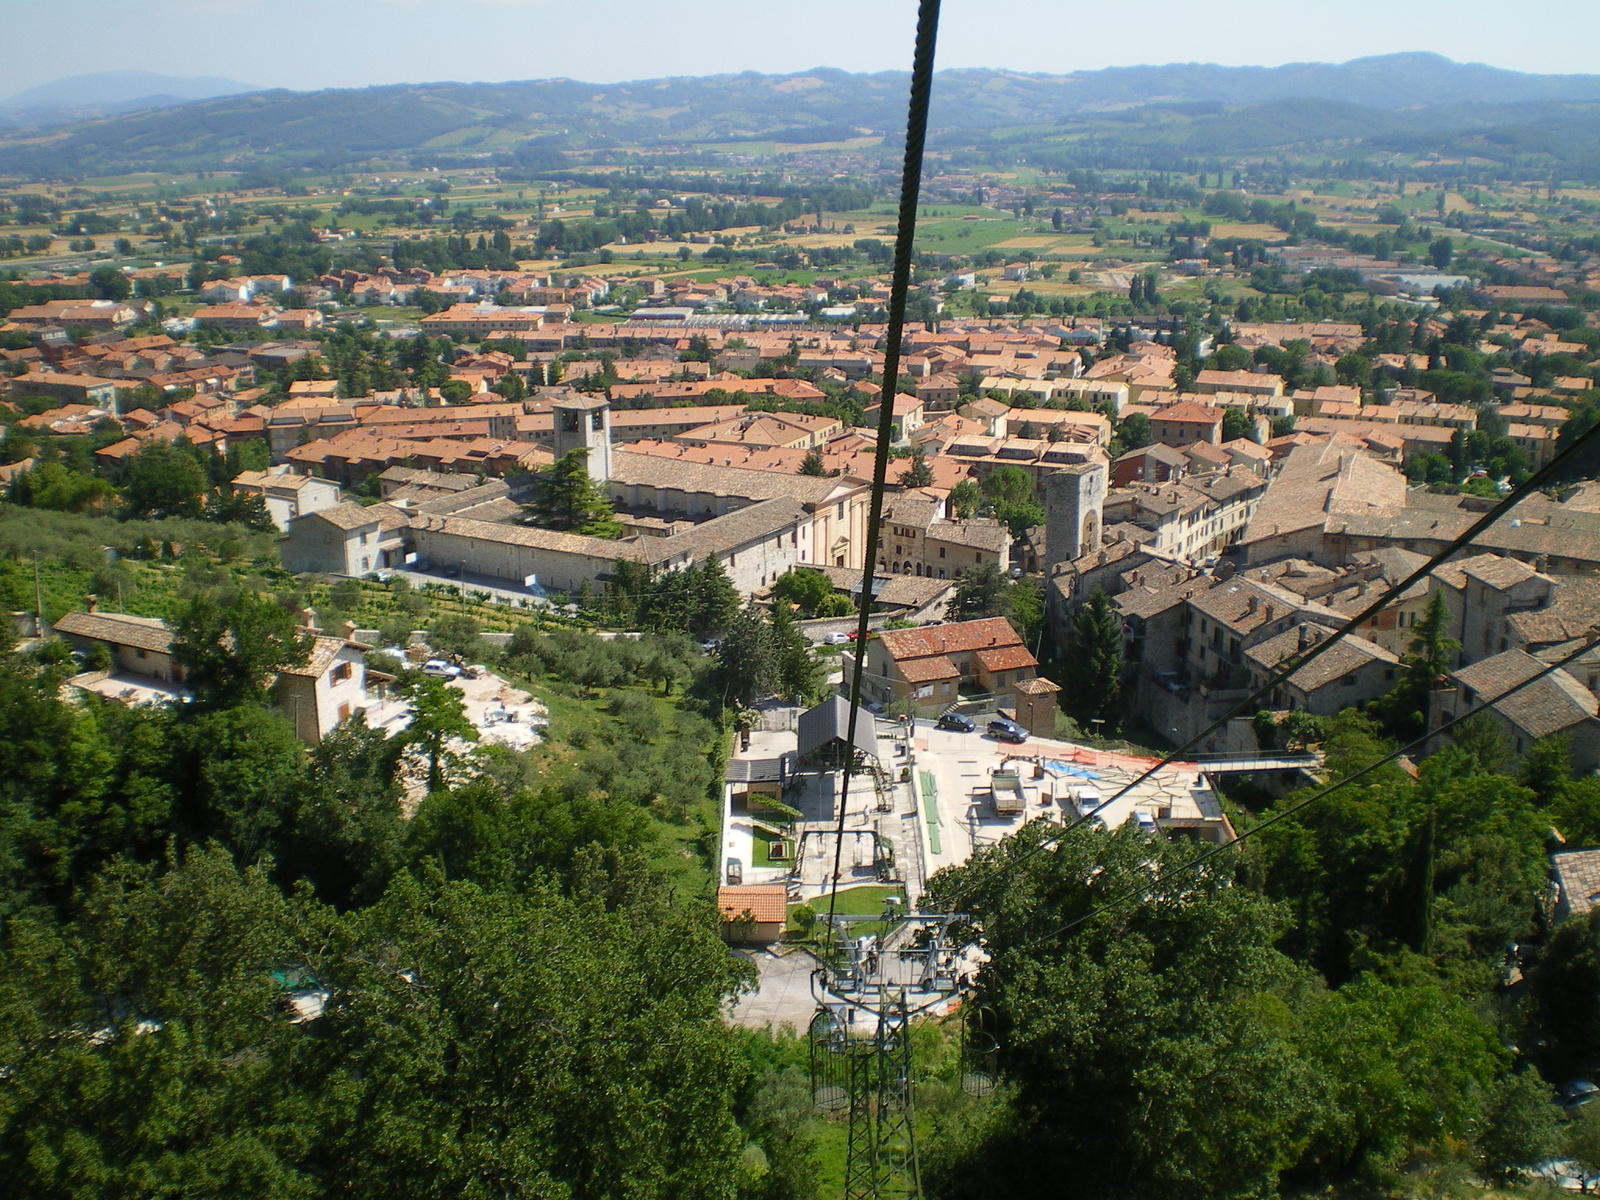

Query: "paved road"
<box><xmin>725</xmin><ymin>945</ymin><xmax>821</xmax><ymax>1032</ymax></box>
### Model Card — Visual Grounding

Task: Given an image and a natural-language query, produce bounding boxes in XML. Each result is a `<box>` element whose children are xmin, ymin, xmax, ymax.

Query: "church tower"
<box><xmin>1043</xmin><ymin>459</ymin><xmax>1107</xmax><ymax>575</ymax></box>
<box><xmin>552</xmin><ymin>395</ymin><xmax>612</xmax><ymax>483</ymax></box>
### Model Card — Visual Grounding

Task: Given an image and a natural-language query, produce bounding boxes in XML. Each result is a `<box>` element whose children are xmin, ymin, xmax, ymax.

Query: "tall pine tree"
<box><xmin>1066</xmin><ymin>588</ymin><xmax>1124</xmax><ymax>728</ymax></box>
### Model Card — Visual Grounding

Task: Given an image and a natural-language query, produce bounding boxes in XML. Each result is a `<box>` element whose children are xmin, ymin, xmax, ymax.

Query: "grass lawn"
<box><xmin>825</xmin><ymin>884</ymin><xmax>905</xmax><ymax>916</ymax></box>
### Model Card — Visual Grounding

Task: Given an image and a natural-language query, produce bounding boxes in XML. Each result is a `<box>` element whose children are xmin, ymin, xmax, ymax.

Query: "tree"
<box><xmin>123</xmin><ymin>441</ymin><xmax>209</xmax><ymax>519</ymax></box>
<box><xmin>772</xmin><ymin>603</ymin><xmax>824</xmax><ymax>705</ymax></box>
<box><xmin>898</xmin><ymin>449</ymin><xmax>934</xmax><ymax>489</ymax></box>
<box><xmin>711</xmin><ymin>605</ymin><xmax>780</xmax><ymax>708</ymax></box>
<box><xmin>981</xmin><ymin>465</ymin><xmax>1034</xmax><ymax>510</ymax></box>
<box><xmin>395</xmin><ymin>671</ymin><xmax>478</xmax><ymax>793</ymax></box>
<box><xmin>88</xmin><ymin>265</ymin><xmax>131</xmax><ymax>301</ymax></box>
<box><xmin>949</xmin><ymin>562</ymin><xmax>1012</xmax><ymax>623</ymax></box>
<box><xmin>1477</xmin><ymin>1068</ymin><xmax>1562</xmax><ymax>1184</ymax></box>
<box><xmin>771</xmin><ymin>568</ymin><xmax>836</xmax><ymax>619</ymax></box>
<box><xmin>439</xmin><ymin>378</ymin><xmax>474</xmax><ymax>404</ymax></box>
<box><xmin>205</xmin><ymin>487</ymin><xmax>276</xmax><ymax>530</ymax></box>
<box><xmin>1430</xmin><ymin>236</ymin><xmax>1455</xmax><ymax>270</ymax></box>
<box><xmin>691</xmin><ymin>555</ymin><xmax>741</xmax><ymax>640</ymax></box>
<box><xmin>1374</xmin><ymin>590</ymin><xmax>1458</xmax><ymax>740</ymax></box>
<box><xmin>1118</xmin><ymin>412</ymin><xmax>1152</xmax><ymax>450</ymax></box>
<box><xmin>1569</xmin><ymin>1101</ymin><xmax>1600</xmax><ymax>1193</ymax></box>
<box><xmin>1221</xmin><ymin>407</ymin><xmax>1255</xmax><ymax>443</ymax></box>
<box><xmin>994</xmin><ymin>496</ymin><xmax>1044</xmax><ymax>542</ymax></box>
<box><xmin>524</xmin><ymin>448</ymin><xmax>622</xmax><ymax>537</ymax></box>
<box><xmin>947</xmin><ymin>478</ymin><xmax>982</xmax><ymax>519</ymax></box>
<box><xmin>171</xmin><ymin>590</ymin><xmax>314</xmax><ymax>710</ymax></box>
<box><xmin>0</xmin><ymin>843</ymin><xmax>753</xmax><ymax>1198</ymax></box>
<box><xmin>797</xmin><ymin>448</ymin><xmax>827</xmax><ymax>477</ymax></box>
<box><xmin>1065</xmin><ymin>588</ymin><xmax>1123</xmax><ymax>727</ymax></box>
<box><xmin>923</xmin><ymin>826</ymin><xmax>1324</xmax><ymax>1200</ymax></box>
<box><xmin>495</xmin><ymin>371</ymin><xmax>526</xmax><ymax>402</ymax></box>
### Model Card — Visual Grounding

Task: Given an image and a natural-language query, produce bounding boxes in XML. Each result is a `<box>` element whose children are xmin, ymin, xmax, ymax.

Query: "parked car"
<box><xmin>936</xmin><ymin>711</ymin><xmax>976</xmax><ymax>732</ymax></box>
<box><xmin>1560</xmin><ymin>1080</ymin><xmax>1599</xmax><ymax>1112</ymax></box>
<box><xmin>442</xmin><ymin>563</ymin><xmax>461</xmax><ymax>578</ymax></box>
<box><xmin>987</xmin><ymin>717</ymin><xmax>1028</xmax><ymax>743</ymax></box>
<box><xmin>822</xmin><ymin>631</ymin><xmax>852</xmax><ymax>645</ymax></box>
<box><xmin>421</xmin><ymin>659</ymin><xmax>461</xmax><ymax>680</ymax></box>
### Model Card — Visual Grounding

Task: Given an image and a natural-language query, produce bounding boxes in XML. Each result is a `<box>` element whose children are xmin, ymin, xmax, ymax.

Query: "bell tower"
<box><xmin>552</xmin><ymin>395</ymin><xmax>612</xmax><ymax>482</ymax></box>
<box><xmin>1043</xmin><ymin>459</ymin><xmax>1107</xmax><ymax>574</ymax></box>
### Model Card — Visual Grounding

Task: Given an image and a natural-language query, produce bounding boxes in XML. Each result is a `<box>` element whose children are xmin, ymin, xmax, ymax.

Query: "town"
<box><xmin>7</xmin><ymin>39</ymin><xmax>1600</xmax><ymax>1200</ymax></box>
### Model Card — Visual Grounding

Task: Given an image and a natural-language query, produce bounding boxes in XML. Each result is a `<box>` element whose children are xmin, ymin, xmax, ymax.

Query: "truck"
<box><xmin>991</xmin><ymin>770</ymin><xmax>1027</xmax><ymax>817</ymax></box>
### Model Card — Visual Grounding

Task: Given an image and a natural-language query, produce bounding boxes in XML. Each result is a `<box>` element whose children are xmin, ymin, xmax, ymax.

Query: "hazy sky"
<box><xmin>3</xmin><ymin>0</ymin><xmax>1599</xmax><ymax>94</ymax></box>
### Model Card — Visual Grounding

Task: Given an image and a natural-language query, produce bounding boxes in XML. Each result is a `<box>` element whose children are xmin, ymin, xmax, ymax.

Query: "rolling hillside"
<box><xmin>4</xmin><ymin>53</ymin><xmax>1600</xmax><ymax>178</ymax></box>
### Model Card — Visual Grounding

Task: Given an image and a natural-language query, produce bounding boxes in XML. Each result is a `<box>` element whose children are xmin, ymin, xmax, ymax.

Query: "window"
<box><xmin>837</xmin><ymin>503</ymin><xmax>845</xmax><ymax>519</ymax></box>
<box><xmin>1341</xmin><ymin>675</ymin><xmax>1356</xmax><ymax>687</ymax></box>
<box><xmin>359</xmin><ymin>532</ymin><xmax>369</xmax><ymax>545</ymax></box>
<box><xmin>332</xmin><ymin>662</ymin><xmax>353</xmax><ymax>683</ymax></box>
<box><xmin>939</xmin><ymin>546</ymin><xmax>945</xmax><ymax>558</ymax></box>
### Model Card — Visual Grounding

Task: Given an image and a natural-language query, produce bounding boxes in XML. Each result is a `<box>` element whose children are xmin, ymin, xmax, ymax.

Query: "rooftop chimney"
<box><xmin>86</xmin><ymin>594</ymin><xmax>98</xmax><ymax>614</ymax></box>
<box><xmin>1246</xmin><ymin>595</ymin><xmax>1258</xmax><ymax>616</ymax></box>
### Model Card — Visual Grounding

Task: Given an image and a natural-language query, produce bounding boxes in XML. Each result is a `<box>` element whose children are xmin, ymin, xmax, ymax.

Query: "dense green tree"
<box><xmin>797</xmin><ymin>449</ymin><xmax>827</xmax><ymax>477</ymax></box>
<box><xmin>948</xmin><ymin>562</ymin><xmax>1012</xmax><ymax>624</ymax></box>
<box><xmin>277</xmin><ymin>714</ymin><xmax>405</xmax><ymax>909</ymax></box>
<box><xmin>898</xmin><ymin>449</ymin><xmax>934</xmax><ymax>489</ymax></box>
<box><xmin>393</xmin><ymin>672</ymin><xmax>477</xmax><ymax>794</ymax></box>
<box><xmin>122</xmin><ymin>441</ymin><xmax>209</xmax><ymax>520</ymax></box>
<box><xmin>1117</xmin><ymin>411</ymin><xmax>1152</xmax><ymax>450</ymax></box>
<box><xmin>172</xmin><ymin>590</ymin><xmax>314</xmax><ymax>711</ymax></box>
<box><xmin>494</xmin><ymin>370</ymin><xmax>526</xmax><ymax>401</ymax></box>
<box><xmin>979</xmin><ymin>466</ymin><xmax>1033</xmax><ymax>510</ymax></box>
<box><xmin>771</xmin><ymin>603</ymin><xmax>824</xmax><ymax>706</ymax></box>
<box><xmin>1373</xmin><ymin>590</ymin><xmax>1458</xmax><ymax>740</ymax></box>
<box><xmin>7</xmin><ymin>462</ymin><xmax>116</xmax><ymax>513</ymax></box>
<box><xmin>1064</xmin><ymin>588</ymin><xmax>1123</xmax><ymax>727</ymax></box>
<box><xmin>924</xmin><ymin>826</ymin><xmax>1323</xmax><ymax>1200</ymax></box>
<box><xmin>437</xmin><ymin>378</ymin><xmax>474</xmax><ymax>403</ymax></box>
<box><xmin>771</xmin><ymin>568</ymin><xmax>836</xmax><ymax>619</ymax></box>
<box><xmin>0</xmin><ymin>843</ymin><xmax>753</xmax><ymax>1199</ymax></box>
<box><xmin>1221</xmin><ymin>406</ymin><xmax>1256</xmax><ymax>443</ymax></box>
<box><xmin>947</xmin><ymin>478</ymin><xmax>982</xmax><ymax>519</ymax></box>
<box><xmin>1476</xmin><ymin>1068</ymin><xmax>1563</xmax><ymax>1183</ymax></box>
<box><xmin>523</xmin><ymin>448</ymin><xmax>622</xmax><ymax>537</ymax></box>
<box><xmin>692</xmin><ymin>555</ymin><xmax>741</xmax><ymax>640</ymax></box>
<box><xmin>87</xmin><ymin>266</ymin><xmax>131</xmax><ymax>301</ymax></box>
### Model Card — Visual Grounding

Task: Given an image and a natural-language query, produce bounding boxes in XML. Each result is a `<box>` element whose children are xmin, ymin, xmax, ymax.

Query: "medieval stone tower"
<box><xmin>1043</xmin><ymin>459</ymin><xmax>1107</xmax><ymax>574</ymax></box>
<box><xmin>552</xmin><ymin>395</ymin><xmax>612</xmax><ymax>483</ymax></box>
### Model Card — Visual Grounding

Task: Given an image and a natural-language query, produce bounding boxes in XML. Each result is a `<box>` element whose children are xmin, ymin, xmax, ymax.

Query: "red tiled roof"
<box><xmin>717</xmin><ymin>885</ymin><xmax>788</xmax><ymax>924</ymax></box>
<box><xmin>877</xmin><ymin>617</ymin><xmax>1021</xmax><ymax>662</ymax></box>
<box><xmin>974</xmin><ymin>645</ymin><xmax>1038</xmax><ymax>673</ymax></box>
<box><xmin>899</xmin><ymin>654</ymin><xmax>961</xmax><ymax>683</ymax></box>
<box><xmin>1153</xmin><ymin>401</ymin><xmax>1223</xmax><ymax>424</ymax></box>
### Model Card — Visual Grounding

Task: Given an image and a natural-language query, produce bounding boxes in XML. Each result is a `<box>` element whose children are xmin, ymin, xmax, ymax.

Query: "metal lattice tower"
<box><xmin>811</xmin><ymin>910</ymin><xmax>973</xmax><ymax>1200</ymax></box>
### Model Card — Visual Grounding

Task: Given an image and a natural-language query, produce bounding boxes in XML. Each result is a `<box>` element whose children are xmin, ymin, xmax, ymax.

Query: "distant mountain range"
<box><xmin>0</xmin><ymin>71</ymin><xmax>259</xmax><ymax>128</ymax></box>
<box><xmin>3</xmin><ymin>54</ymin><xmax>1599</xmax><ymax>178</ymax></box>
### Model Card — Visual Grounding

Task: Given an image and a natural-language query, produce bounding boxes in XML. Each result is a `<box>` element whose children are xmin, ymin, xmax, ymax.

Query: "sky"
<box><xmin>2</xmin><ymin>0</ymin><xmax>1599</xmax><ymax>95</ymax></box>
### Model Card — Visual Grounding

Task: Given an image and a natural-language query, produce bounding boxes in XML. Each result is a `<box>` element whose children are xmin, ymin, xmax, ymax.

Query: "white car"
<box><xmin>822</xmin><ymin>631</ymin><xmax>851</xmax><ymax>645</ymax></box>
<box><xmin>421</xmin><ymin>659</ymin><xmax>461</xmax><ymax>680</ymax></box>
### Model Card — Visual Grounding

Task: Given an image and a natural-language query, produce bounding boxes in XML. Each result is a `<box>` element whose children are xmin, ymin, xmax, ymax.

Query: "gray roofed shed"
<box><xmin>797</xmin><ymin>695</ymin><xmax>879</xmax><ymax>764</ymax></box>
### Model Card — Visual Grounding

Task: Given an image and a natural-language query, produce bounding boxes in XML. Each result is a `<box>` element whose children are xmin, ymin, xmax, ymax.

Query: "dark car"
<box><xmin>1560</xmin><ymin>1080</ymin><xmax>1599</xmax><ymax>1112</ymax></box>
<box><xmin>987</xmin><ymin>717</ymin><xmax>1028</xmax><ymax>743</ymax></box>
<box><xmin>936</xmin><ymin>712</ymin><xmax>976</xmax><ymax>733</ymax></box>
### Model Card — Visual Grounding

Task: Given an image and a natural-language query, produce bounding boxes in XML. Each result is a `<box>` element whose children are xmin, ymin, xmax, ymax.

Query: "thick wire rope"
<box><xmin>935</xmin><ymin>415</ymin><xmax>1600</xmax><ymax>911</ymax></box>
<box><xmin>823</xmin><ymin>0</ymin><xmax>943</xmax><ymax>946</ymax></box>
<box><xmin>1001</xmin><ymin>629</ymin><xmax>1600</xmax><ymax>952</ymax></box>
